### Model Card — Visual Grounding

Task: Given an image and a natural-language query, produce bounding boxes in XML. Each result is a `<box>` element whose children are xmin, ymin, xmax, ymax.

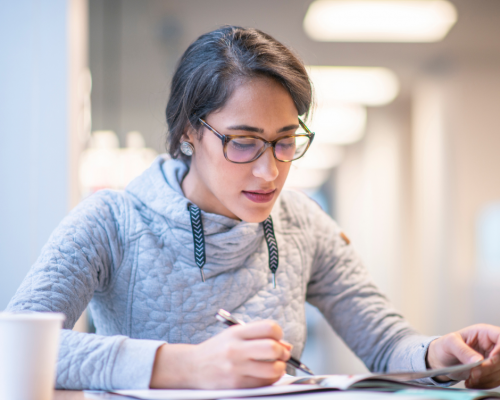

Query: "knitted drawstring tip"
<box><xmin>263</xmin><ymin>216</ymin><xmax>279</xmax><ymax>289</ymax></box>
<box><xmin>189</xmin><ymin>204</ymin><xmax>206</xmax><ymax>283</ymax></box>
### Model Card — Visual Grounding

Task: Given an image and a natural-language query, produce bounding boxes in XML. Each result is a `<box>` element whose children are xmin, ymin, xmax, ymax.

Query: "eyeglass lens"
<box><xmin>226</xmin><ymin>135</ymin><xmax>310</xmax><ymax>163</ymax></box>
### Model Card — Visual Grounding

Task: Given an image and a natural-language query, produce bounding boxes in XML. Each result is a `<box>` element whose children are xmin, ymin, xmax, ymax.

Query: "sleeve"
<box><xmin>303</xmin><ymin>199</ymin><xmax>445</xmax><ymax>386</ymax></box>
<box><xmin>6</xmin><ymin>191</ymin><xmax>165</xmax><ymax>390</ymax></box>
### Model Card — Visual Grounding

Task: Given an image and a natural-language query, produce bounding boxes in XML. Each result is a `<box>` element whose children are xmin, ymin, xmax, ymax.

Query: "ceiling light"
<box><xmin>308</xmin><ymin>66</ymin><xmax>399</xmax><ymax>106</ymax></box>
<box><xmin>304</xmin><ymin>0</ymin><xmax>457</xmax><ymax>42</ymax></box>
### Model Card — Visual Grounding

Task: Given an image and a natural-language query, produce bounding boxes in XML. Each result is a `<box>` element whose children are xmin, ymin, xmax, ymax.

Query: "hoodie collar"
<box><xmin>125</xmin><ymin>155</ymin><xmax>282</xmax><ymax>240</ymax></box>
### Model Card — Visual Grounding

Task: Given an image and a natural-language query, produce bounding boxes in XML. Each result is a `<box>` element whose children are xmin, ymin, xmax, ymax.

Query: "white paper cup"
<box><xmin>0</xmin><ymin>312</ymin><xmax>65</xmax><ymax>400</ymax></box>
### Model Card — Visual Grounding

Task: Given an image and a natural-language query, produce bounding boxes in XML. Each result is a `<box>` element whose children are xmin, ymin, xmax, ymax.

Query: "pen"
<box><xmin>215</xmin><ymin>309</ymin><xmax>315</xmax><ymax>376</ymax></box>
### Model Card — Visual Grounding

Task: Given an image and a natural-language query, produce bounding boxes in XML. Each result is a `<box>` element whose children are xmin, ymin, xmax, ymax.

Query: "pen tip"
<box><xmin>302</xmin><ymin>365</ymin><xmax>315</xmax><ymax>375</ymax></box>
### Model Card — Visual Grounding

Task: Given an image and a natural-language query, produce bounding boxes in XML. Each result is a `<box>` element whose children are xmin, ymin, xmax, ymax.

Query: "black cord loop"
<box><xmin>188</xmin><ymin>206</ymin><xmax>279</xmax><ymax>287</ymax></box>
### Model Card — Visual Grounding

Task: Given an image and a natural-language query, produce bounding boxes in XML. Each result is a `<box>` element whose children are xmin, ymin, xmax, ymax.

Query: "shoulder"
<box><xmin>276</xmin><ymin>189</ymin><xmax>331</xmax><ymax>232</ymax></box>
<box><xmin>65</xmin><ymin>189</ymin><xmax>134</xmax><ymax>229</ymax></box>
<box><xmin>279</xmin><ymin>189</ymin><xmax>322</xmax><ymax>209</ymax></box>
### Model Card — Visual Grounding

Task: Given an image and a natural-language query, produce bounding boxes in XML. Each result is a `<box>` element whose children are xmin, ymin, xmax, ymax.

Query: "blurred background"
<box><xmin>1</xmin><ymin>0</ymin><xmax>500</xmax><ymax>378</ymax></box>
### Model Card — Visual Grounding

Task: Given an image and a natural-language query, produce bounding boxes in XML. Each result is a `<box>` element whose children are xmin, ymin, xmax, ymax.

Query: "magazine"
<box><xmin>102</xmin><ymin>359</ymin><xmax>499</xmax><ymax>400</ymax></box>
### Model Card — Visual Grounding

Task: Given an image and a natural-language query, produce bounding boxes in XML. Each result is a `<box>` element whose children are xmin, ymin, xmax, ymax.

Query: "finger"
<box><xmin>469</xmin><ymin>361</ymin><xmax>500</xmax><ymax>385</ymax></box>
<box><xmin>236</xmin><ymin>359</ymin><xmax>287</xmax><ymax>380</ymax></box>
<box><xmin>492</xmin><ymin>353</ymin><xmax>500</xmax><ymax>365</ymax></box>
<box><xmin>240</xmin><ymin>339</ymin><xmax>290</xmax><ymax>362</ymax></box>
<box><xmin>460</xmin><ymin>324</ymin><xmax>500</xmax><ymax>359</ymax></box>
<box><xmin>448</xmin><ymin>334</ymin><xmax>484</xmax><ymax>365</ymax></box>
<box><xmin>463</xmin><ymin>358</ymin><xmax>499</xmax><ymax>383</ymax></box>
<box><xmin>466</xmin><ymin>362</ymin><xmax>500</xmax><ymax>388</ymax></box>
<box><xmin>473</xmin><ymin>356</ymin><xmax>498</xmax><ymax>373</ymax></box>
<box><xmin>489</xmin><ymin>343</ymin><xmax>500</xmax><ymax>360</ymax></box>
<box><xmin>466</xmin><ymin>376</ymin><xmax>500</xmax><ymax>390</ymax></box>
<box><xmin>279</xmin><ymin>340</ymin><xmax>293</xmax><ymax>351</ymax></box>
<box><xmin>232</xmin><ymin>375</ymin><xmax>281</xmax><ymax>389</ymax></box>
<box><xmin>232</xmin><ymin>320</ymin><xmax>284</xmax><ymax>341</ymax></box>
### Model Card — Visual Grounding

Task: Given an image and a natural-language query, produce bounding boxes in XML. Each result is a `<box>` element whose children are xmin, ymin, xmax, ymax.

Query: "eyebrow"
<box><xmin>226</xmin><ymin>124</ymin><xmax>300</xmax><ymax>134</ymax></box>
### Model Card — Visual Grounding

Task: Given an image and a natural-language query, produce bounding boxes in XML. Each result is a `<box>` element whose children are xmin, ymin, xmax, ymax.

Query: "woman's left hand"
<box><xmin>426</xmin><ymin>324</ymin><xmax>500</xmax><ymax>389</ymax></box>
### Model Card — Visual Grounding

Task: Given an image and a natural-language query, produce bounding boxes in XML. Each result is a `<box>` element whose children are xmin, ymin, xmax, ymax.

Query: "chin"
<box><xmin>227</xmin><ymin>192</ymin><xmax>281</xmax><ymax>223</ymax></box>
<box><xmin>236</xmin><ymin>205</ymin><xmax>275</xmax><ymax>223</ymax></box>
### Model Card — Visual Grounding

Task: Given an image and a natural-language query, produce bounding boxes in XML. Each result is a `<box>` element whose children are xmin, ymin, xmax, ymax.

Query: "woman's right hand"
<box><xmin>150</xmin><ymin>320</ymin><xmax>292</xmax><ymax>389</ymax></box>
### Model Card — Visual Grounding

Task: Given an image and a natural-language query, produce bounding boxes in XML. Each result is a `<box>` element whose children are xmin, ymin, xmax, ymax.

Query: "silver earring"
<box><xmin>180</xmin><ymin>141</ymin><xmax>194</xmax><ymax>156</ymax></box>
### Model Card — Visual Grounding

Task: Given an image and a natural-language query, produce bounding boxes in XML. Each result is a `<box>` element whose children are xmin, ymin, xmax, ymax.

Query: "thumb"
<box><xmin>450</xmin><ymin>336</ymin><xmax>484</xmax><ymax>365</ymax></box>
<box><xmin>489</xmin><ymin>343</ymin><xmax>500</xmax><ymax>363</ymax></box>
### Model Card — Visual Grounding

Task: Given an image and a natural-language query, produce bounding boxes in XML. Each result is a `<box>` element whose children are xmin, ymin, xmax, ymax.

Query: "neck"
<box><xmin>181</xmin><ymin>160</ymin><xmax>239</xmax><ymax>220</ymax></box>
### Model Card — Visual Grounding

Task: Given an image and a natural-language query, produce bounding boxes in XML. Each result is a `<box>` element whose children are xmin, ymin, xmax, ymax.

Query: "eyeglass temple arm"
<box><xmin>199</xmin><ymin>118</ymin><xmax>224</xmax><ymax>140</ymax></box>
<box><xmin>298</xmin><ymin>118</ymin><xmax>315</xmax><ymax>144</ymax></box>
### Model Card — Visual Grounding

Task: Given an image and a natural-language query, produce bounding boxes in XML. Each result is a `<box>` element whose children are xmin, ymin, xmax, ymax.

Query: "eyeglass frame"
<box><xmin>198</xmin><ymin>117</ymin><xmax>315</xmax><ymax>164</ymax></box>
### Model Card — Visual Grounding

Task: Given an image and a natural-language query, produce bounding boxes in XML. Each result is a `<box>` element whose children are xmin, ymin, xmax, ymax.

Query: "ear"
<box><xmin>181</xmin><ymin>123</ymin><xmax>198</xmax><ymax>144</ymax></box>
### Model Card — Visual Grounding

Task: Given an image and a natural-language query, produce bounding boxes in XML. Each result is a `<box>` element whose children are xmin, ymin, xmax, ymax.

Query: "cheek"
<box><xmin>201</xmin><ymin>144</ymin><xmax>247</xmax><ymax>194</ymax></box>
<box><xmin>214</xmin><ymin>163</ymin><xmax>248</xmax><ymax>194</ymax></box>
<box><xmin>198</xmin><ymin>136</ymin><xmax>226</xmax><ymax>174</ymax></box>
<box><xmin>277</xmin><ymin>162</ymin><xmax>292</xmax><ymax>184</ymax></box>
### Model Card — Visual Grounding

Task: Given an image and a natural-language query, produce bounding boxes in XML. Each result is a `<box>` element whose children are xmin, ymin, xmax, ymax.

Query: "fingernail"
<box><xmin>472</xmin><ymin>356</ymin><xmax>483</xmax><ymax>363</ymax></box>
<box><xmin>280</xmin><ymin>340</ymin><xmax>293</xmax><ymax>350</ymax></box>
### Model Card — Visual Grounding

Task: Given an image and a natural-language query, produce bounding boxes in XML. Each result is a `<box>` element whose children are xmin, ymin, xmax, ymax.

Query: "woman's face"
<box><xmin>183</xmin><ymin>77</ymin><xmax>299</xmax><ymax>223</ymax></box>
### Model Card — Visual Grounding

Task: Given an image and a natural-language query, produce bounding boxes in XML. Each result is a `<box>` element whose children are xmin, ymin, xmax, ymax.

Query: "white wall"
<box><xmin>445</xmin><ymin>64</ymin><xmax>500</xmax><ymax>330</ymax></box>
<box><xmin>0</xmin><ymin>0</ymin><xmax>87</xmax><ymax>310</ymax></box>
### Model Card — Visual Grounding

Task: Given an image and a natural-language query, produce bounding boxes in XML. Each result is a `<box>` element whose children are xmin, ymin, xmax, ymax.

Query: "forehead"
<box><xmin>212</xmin><ymin>77</ymin><xmax>299</xmax><ymax>125</ymax></box>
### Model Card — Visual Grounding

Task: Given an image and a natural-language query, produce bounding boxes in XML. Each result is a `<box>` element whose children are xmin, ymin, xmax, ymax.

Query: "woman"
<box><xmin>7</xmin><ymin>26</ymin><xmax>500</xmax><ymax>390</ymax></box>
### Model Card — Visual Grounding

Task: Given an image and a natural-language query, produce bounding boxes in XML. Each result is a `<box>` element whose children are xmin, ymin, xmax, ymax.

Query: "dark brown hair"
<box><xmin>165</xmin><ymin>26</ymin><xmax>313</xmax><ymax>160</ymax></box>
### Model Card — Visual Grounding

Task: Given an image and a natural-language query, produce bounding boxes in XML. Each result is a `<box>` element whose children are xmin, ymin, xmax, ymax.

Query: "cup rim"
<box><xmin>0</xmin><ymin>312</ymin><xmax>66</xmax><ymax>322</ymax></box>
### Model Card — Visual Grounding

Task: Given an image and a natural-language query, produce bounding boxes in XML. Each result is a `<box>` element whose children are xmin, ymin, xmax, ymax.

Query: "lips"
<box><xmin>242</xmin><ymin>189</ymin><xmax>276</xmax><ymax>203</ymax></box>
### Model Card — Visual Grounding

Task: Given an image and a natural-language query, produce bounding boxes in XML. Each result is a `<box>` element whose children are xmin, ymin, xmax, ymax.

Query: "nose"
<box><xmin>252</xmin><ymin>146</ymin><xmax>279</xmax><ymax>182</ymax></box>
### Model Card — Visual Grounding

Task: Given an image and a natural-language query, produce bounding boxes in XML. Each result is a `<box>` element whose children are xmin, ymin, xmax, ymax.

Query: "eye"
<box><xmin>230</xmin><ymin>138</ymin><xmax>259</xmax><ymax>151</ymax></box>
<box><xmin>276</xmin><ymin>137</ymin><xmax>296</xmax><ymax>149</ymax></box>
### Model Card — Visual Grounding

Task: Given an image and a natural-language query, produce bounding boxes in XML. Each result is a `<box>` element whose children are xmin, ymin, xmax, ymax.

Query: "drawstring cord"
<box><xmin>188</xmin><ymin>204</ymin><xmax>279</xmax><ymax>287</ymax></box>
<box><xmin>189</xmin><ymin>204</ymin><xmax>206</xmax><ymax>282</ymax></box>
<box><xmin>263</xmin><ymin>216</ymin><xmax>279</xmax><ymax>288</ymax></box>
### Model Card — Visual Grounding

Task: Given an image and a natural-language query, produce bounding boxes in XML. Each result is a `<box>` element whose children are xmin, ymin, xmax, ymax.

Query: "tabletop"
<box><xmin>55</xmin><ymin>391</ymin><xmax>86</xmax><ymax>400</ymax></box>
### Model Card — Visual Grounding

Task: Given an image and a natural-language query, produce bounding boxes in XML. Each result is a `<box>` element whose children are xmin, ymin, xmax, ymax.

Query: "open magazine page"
<box><xmin>107</xmin><ymin>359</ymin><xmax>494</xmax><ymax>400</ymax></box>
<box><xmin>290</xmin><ymin>374</ymin><xmax>424</xmax><ymax>391</ymax></box>
<box><xmin>290</xmin><ymin>374</ymin><xmax>371</xmax><ymax>390</ymax></box>
<box><xmin>112</xmin><ymin>383</ymin><xmax>322</xmax><ymax>400</ymax></box>
<box><xmin>288</xmin><ymin>358</ymin><xmax>490</xmax><ymax>390</ymax></box>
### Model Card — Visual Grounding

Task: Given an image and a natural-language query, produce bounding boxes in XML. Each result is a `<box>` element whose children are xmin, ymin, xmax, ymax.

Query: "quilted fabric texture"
<box><xmin>7</xmin><ymin>156</ymin><xmax>439</xmax><ymax>390</ymax></box>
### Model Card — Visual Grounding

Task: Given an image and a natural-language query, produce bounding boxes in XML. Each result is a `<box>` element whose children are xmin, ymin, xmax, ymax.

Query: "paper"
<box><xmin>113</xmin><ymin>384</ymin><xmax>320</xmax><ymax>400</ymax></box>
<box><xmin>110</xmin><ymin>359</ymin><xmax>490</xmax><ymax>400</ymax></box>
<box><xmin>396</xmin><ymin>389</ymin><xmax>500</xmax><ymax>400</ymax></box>
<box><xmin>378</xmin><ymin>358</ymin><xmax>489</xmax><ymax>382</ymax></box>
<box><xmin>291</xmin><ymin>359</ymin><xmax>490</xmax><ymax>389</ymax></box>
<box><xmin>227</xmin><ymin>392</ymin><xmax>433</xmax><ymax>400</ymax></box>
<box><xmin>90</xmin><ymin>391</ymin><xmax>431</xmax><ymax>400</ymax></box>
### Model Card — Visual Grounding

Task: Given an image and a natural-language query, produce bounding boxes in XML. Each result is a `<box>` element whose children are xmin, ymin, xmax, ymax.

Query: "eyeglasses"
<box><xmin>198</xmin><ymin>118</ymin><xmax>315</xmax><ymax>164</ymax></box>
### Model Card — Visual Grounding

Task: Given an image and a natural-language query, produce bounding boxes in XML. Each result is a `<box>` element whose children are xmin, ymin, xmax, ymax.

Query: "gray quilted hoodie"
<box><xmin>7</xmin><ymin>156</ymin><xmax>437</xmax><ymax>390</ymax></box>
